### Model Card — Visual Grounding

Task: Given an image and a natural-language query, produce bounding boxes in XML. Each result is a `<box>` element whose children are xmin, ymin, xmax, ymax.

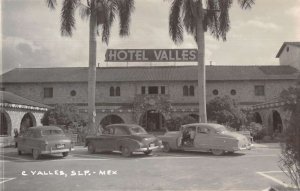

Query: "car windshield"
<box><xmin>41</xmin><ymin>129</ymin><xmax>64</xmax><ymax>136</ymax></box>
<box><xmin>214</xmin><ymin>125</ymin><xmax>228</xmax><ymax>134</ymax></box>
<box><xmin>129</xmin><ymin>126</ymin><xmax>147</xmax><ymax>134</ymax></box>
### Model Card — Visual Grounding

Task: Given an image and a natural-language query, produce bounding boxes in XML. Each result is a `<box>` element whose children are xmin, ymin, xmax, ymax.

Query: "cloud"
<box><xmin>2</xmin><ymin>37</ymin><xmax>53</xmax><ymax>72</ymax></box>
<box><xmin>285</xmin><ymin>6</ymin><xmax>300</xmax><ymax>17</ymax></box>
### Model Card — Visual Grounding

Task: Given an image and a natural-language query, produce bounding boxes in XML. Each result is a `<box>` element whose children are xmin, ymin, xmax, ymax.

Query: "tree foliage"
<box><xmin>46</xmin><ymin>0</ymin><xmax>135</xmax><ymax>44</ymax></box>
<box><xmin>168</xmin><ymin>0</ymin><xmax>255</xmax><ymax>44</ymax></box>
<box><xmin>207</xmin><ymin>96</ymin><xmax>246</xmax><ymax>130</ymax></box>
<box><xmin>279</xmin><ymin>83</ymin><xmax>300</xmax><ymax>189</ymax></box>
<box><xmin>41</xmin><ymin>104</ymin><xmax>87</xmax><ymax>130</ymax></box>
<box><xmin>166</xmin><ymin>115</ymin><xmax>198</xmax><ymax>131</ymax></box>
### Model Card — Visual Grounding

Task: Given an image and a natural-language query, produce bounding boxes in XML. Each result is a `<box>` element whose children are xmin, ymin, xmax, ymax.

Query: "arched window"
<box><xmin>110</xmin><ymin>87</ymin><xmax>115</xmax><ymax>96</ymax></box>
<box><xmin>116</xmin><ymin>87</ymin><xmax>120</xmax><ymax>96</ymax></box>
<box><xmin>183</xmin><ymin>86</ymin><xmax>189</xmax><ymax>96</ymax></box>
<box><xmin>230</xmin><ymin>89</ymin><xmax>236</xmax><ymax>96</ymax></box>
<box><xmin>213</xmin><ymin>89</ymin><xmax>219</xmax><ymax>96</ymax></box>
<box><xmin>189</xmin><ymin>86</ymin><xmax>194</xmax><ymax>96</ymax></box>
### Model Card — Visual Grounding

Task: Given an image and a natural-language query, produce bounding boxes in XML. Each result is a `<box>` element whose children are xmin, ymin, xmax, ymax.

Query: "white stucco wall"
<box><xmin>279</xmin><ymin>45</ymin><xmax>300</xmax><ymax>70</ymax></box>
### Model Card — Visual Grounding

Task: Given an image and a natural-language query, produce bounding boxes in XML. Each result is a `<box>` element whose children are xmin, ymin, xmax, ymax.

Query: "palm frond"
<box><xmin>169</xmin><ymin>0</ymin><xmax>184</xmax><ymax>44</ymax></box>
<box><xmin>46</xmin><ymin>0</ymin><xmax>57</xmax><ymax>9</ymax></box>
<box><xmin>99</xmin><ymin>0</ymin><xmax>116</xmax><ymax>44</ymax></box>
<box><xmin>182</xmin><ymin>0</ymin><xmax>196</xmax><ymax>36</ymax></box>
<box><xmin>238</xmin><ymin>0</ymin><xmax>255</xmax><ymax>9</ymax></box>
<box><xmin>218</xmin><ymin>0</ymin><xmax>232</xmax><ymax>41</ymax></box>
<box><xmin>61</xmin><ymin>0</ymin><xmax>80</xmax><ymax>36</ymax></box>
<box><xmin>205</xmin><ymin>0</ymin><xmax>219</xmax><ymax>38</ymax></box>
<box><xmin>78</xmin><ymin>2</ymin><xmax>91</xmax><ymax>21</ymax></box>
<box><xmin>117</xmin><ymin>0</ymin><xmax>135</xmax><ymax>37</ymax></box>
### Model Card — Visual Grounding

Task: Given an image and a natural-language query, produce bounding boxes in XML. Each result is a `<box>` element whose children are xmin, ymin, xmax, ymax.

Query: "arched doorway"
<box><xmin>272</xmin><ymin>110</ymin><xmax>283</xmax><ymax>133</ymax></box>
<box><xmin>20</xmin><ymin>112</ymin><xmax>36</xmax><ymax>134</ymax></box>
<box><xmin>0</xmin><ymin>110</ymin><xmax>12</xmax><ymax>136</ymax></box>
<box><xmin>100</xmin><ymin>115</ymin><xmax>124</xmax><ymax>128</ymax></box>
<box><xmin>140</xmin><ymin>110</ymin><xmax>165</xmax><ymax>132</ymax></box>
<box><xmin>254</xmin><ymin>112</ymin><xmax>263</xmax><ymax>124</ymax></box>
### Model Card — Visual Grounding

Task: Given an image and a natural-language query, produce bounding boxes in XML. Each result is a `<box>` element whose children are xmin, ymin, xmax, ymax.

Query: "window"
<box><xmin>230</xmin><ymin>89</ymin><xmax>236</xmax><ymax>96</ymax></box>
<box><xmin>161</xmin><ymin>86</ymin><xmax>165</xmax><ymax>94</ymax></box>
<box><xmin>141</xmin><ymin>86</ymin><xmax>146</xmax><ymax>94</ymax></box>
<box><xmin>70</xmin><ymin>90</ymin><xmax>76</xmax><ymax>96</ymax></box>
<box><xmin>44</xmin><ymin>87</ymin><xmax>53</xmax><ymax>98</ymax></box>
<box><xmin>148</xmin><ymin>86</ymin><xmax>158</xmax><ymax>94</ymax></box>
<box><xmin>183</xmin><ymin>85</ymin><xmax>195</xmax><ymax>96</ymax></box>
<box><xmin>0</xmin><ymin>87</ymin><xmax>5</xmax><ymax>91</ymax></box>
<box><xmin>110</xmin><ymin>87</ymin><xmax>121</xmax><ymax>97</ymax></box>
<box><xmin>116</xmin><ymin>87</ymin><xmax>120</xmax><ymax>96</ymax></box>
<box><xmin>212</xmin><ymin>89</ymin><xmax>219</xmax><ymax>96</ymax></box>
<box><xmin>114</xmin><ymin>127</ymin><xmax>129</xmax><ymax>135</ymax></box>
<box><xmin>110</xmin><ymin>87</ymin><xmax>115</xmax><ymax>96</ymax></box>
<box><xmin>183</xmin><ymin>86</ymin><xmax>189</xmax><ymax>96</ymax></box>
<box><xmin>197</xmin><ymin>126</ymin><xmax>210</xmax><ymax>134</ymax></box>
<box><xmin>286</xmin><ymin>46</ymin><xmax>289</xmax><ymax>52</ymax></box>
<box><xmin>189</xmin><ymin>86</ymin><xmax>194</xmax><ymax>96</ymax></box>
<box><xmin>255</xmin><ymin>85</ymin><xmax>265</xmax><ymax>96</ymax></box>
<box><xmin>42</xmin><ymin>129</ymin><xmax>63</xmax><ymax>136</ymax></box>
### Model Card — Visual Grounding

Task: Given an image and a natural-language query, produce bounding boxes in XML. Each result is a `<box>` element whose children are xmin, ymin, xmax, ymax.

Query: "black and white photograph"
<box><xmin>1</xmin><ymin>0</ymin><xmax>300</xmax><ymax>190</ymax></box>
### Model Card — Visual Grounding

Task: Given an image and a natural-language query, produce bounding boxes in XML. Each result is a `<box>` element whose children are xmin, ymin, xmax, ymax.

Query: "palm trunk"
<box><xmin>88</xmin><ymin>1</ymin><xmax>97</xmax><ymax>135</ymax></box>
<box><xmin>196</xmin><ymin>3</ymin><xmax>207</xmax><ymax>123</ymax></box>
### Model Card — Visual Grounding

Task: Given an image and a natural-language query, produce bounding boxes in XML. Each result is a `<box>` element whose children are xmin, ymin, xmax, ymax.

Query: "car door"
<box><xmin>20</xmin><ymin>130</ymin><xmax>33</xmax><ymax>153</ymax></box>
<box><xmin>194</xmin><ymin>125</ymin><xmax>211</xmax><ymax>150</ymax></box>
<box><xmin>97</xmin><ymin>127</ymin><xmax>115</xmax><ymax>151</ymax></box>
<box><xmin>112</xmin><ymin>126</ymin><xmax>131</xmax><ymax>150</ymax></box>
<box><xmin>26</xmin><ymin>130</ymin><xmax>40</xmax><ymax>151</ymax></box>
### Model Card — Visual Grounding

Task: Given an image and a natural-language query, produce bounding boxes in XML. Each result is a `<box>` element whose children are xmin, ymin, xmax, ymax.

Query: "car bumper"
<box><xmin>41</xmin><ymin>148</ymin><xmax>73</xmax><ymax>154</ymax></box>
<box><xmin>235</xmin><ymin>144</ymin><xmax>252</xmax><ymax>151</ymax></box>
<box><xmin>135</xmin><ymin>145</ymin><xmax>164</xmax><ymax>152</ymax></box>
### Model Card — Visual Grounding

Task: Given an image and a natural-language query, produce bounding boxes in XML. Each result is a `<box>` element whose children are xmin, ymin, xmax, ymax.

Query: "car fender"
<box><xmin>158</xmin><ymin>135</ymin><xmax>180</xmax><ymax>150</ymax></box>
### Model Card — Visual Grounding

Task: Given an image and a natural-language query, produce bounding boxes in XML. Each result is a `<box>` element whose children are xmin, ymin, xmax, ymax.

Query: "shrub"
<box><xmin>41</xmin><ymin>104</ymin><xmax>87</xmax><ymax>134</ymax></box>
<box><xmin>207</xmin><ymin>96</ymin><xmax>247</xmax><ymax>130</ymax></box>
<box><xmin>279</xmin><ymin>83</ymin><xmax>300</xmax><ymax>190</ymax></box>
<box><xmin>165</xmin><ymin>115</ymin><xmax>197</xmax><ymax>131</ymax></box>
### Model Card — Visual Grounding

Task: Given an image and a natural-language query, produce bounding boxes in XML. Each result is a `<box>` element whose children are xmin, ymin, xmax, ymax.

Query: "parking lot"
<box><xmin>0</xmin><ymin>144</ymin><xmax>293</xmax><ymax>191</ymax></box>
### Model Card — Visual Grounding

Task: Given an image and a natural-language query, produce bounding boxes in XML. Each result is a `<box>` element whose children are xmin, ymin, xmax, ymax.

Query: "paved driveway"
<box><xmin>0</xmin><ymin>144</ymin><xmax>292</xmax><ymax>191</ymax></box>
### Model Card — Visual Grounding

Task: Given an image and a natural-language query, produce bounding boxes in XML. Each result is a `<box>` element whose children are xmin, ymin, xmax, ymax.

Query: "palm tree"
<box><xmin>168</xmin><ymin>0</ymin><xmax>254</xmax><ymax>123</ymax></box>
<box><xmin>46</xmin><ymin>0</ymin><xmax>134</xmax><ymax>134</ymax></box>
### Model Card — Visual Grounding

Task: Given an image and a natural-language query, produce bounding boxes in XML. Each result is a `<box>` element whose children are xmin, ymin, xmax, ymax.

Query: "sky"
<box><xmin>1</xmin><ymin>0</ymin><xmax>300</xmax><ymax>74</ymax></box>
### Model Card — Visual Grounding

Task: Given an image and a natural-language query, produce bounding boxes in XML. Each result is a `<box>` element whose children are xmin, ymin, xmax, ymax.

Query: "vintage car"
<box><xmin>16</xmin><ymin>126</ymin><xmax>73</xmax><ymax>160</ymax></box>
<box><xmin>158</xmin><ymin>123</ymin><xmax>252</xmax><ymax>155</ymax></box>
<box><xmin>85</xmin><ymin>124</ymin><xmax>163</xmax><ymax>157</ymax></box>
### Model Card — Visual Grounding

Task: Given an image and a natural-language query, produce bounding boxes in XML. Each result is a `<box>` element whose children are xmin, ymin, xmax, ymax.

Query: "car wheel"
<box><xmin>211</xmin><ymin>149</ymin><xmax>224</xmax><ymax>156</ymax></box>
<box><xmin>121</xmin><ymin>146</ymin><xmax>132</xmax><ymax>157</ymax></box>
<box><xmin>88</xmin><ymin>143</ymin><xmax>95</xmax><ymax>154</ymax></box>
<box><xmin>144</xmin><ymin>150</ymin><xmax>152</xmax><ymax>155</ymax></box>
<box><xmin>32</xmin><ymin>149</ymin><xmax>40</xmax><ymax>160</ymax></box>
<box><xmin>62</xmin><ymin>152</ymin><xmax>69</xmax><ymax>157</ymax></box>
<box><xmin>18</xmin><ymin>150</ymin><xmax>22</xmax><ymax>155</ymax></box>
<box><xmin>162</xmin><ymin>142</ymin><xmax>171</xmax><ymax>152</ymax></box>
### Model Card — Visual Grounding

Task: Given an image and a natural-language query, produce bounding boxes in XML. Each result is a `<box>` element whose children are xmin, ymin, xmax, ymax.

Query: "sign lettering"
<box><xmin>105</xmin><ymin>49</ymin><xmax>198</xmax><ymax>62</ymax></box>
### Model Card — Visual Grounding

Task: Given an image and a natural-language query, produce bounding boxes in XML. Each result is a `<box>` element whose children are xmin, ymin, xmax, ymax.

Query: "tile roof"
<box><xmin>0</xmin><ymin>91</ymin><xmax>52</xmax><ymax>109</ymax></box>
<box><xmin>276</xmin><ymin>42</ymin><xmax>300</xmax><ymax>58</ymax></box>
<box><xmin>0</xmin><ymin>65</ymin><xmax>298</xmax><ymax>83</ymax></box>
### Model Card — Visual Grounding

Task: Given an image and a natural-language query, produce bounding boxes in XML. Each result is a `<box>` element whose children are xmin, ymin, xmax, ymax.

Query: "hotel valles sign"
<box><xmin>105</xmin><ymin>49</ymin><xmax>198</xmax><ymax>62</ymax></box>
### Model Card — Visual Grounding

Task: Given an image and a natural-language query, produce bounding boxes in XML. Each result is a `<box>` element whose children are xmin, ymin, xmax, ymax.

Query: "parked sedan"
<box><xmin>85</xmin><ymin>124</ymin><xmax>163</xmax><ymax>157</ymax></box>
<box><xmin>17</xmin><ymin>126</ymin><xmax>73</xmax><ymax>160</ymax></box>
<box><xmin>158</xmin><ymin>123</ymin><xmax>252</xmax><ymax>155</ymax></box>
